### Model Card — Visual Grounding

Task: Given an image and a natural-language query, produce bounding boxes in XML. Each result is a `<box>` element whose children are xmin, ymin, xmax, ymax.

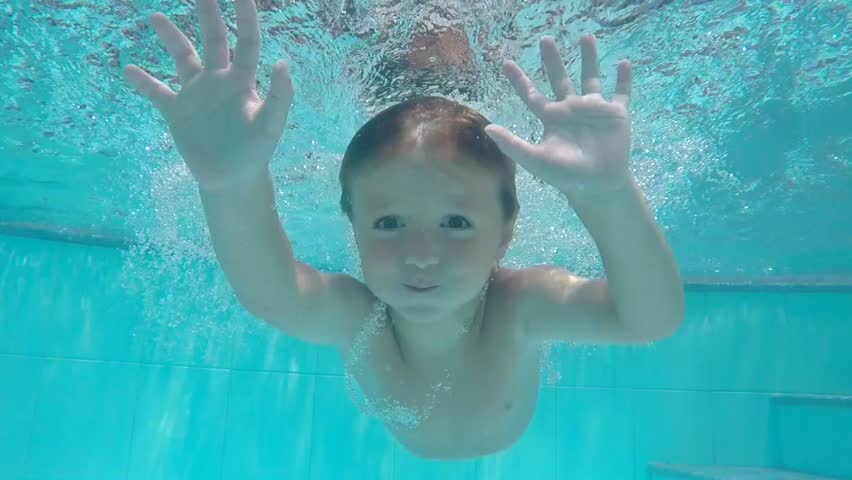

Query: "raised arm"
<box><xmin>124</xmin><ymin>0</ymin><xmax>373</xmax><ymax>345</ymax></box>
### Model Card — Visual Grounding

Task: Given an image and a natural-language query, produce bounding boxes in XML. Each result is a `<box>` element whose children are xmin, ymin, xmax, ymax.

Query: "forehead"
<box><xmin>350</xmin><ymin>150</ymin><xmax>500</xmax><ymax>211</ymax></box>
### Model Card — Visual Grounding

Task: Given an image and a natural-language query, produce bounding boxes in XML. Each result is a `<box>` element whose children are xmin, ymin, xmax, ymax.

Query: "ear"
<box><xmin>497</xmin><ymin>215</ymin><xmax>517</xmax><ymax>261</ymax></box>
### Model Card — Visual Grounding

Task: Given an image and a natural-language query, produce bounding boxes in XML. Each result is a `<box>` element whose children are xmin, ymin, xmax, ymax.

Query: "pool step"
<box><xmin>771</xmin><ymin>394</ymin><xmax>852</xmax><ymax>479</ymax></box>
<box><xmin>649</xmin><ymin>463</ymin><xmax>846</xmax><ymax>480</ymax></box>
<box><xmin>770</xmin><ymin>393</ymin><xmax>852</xmax><ymax>408</ymax></box>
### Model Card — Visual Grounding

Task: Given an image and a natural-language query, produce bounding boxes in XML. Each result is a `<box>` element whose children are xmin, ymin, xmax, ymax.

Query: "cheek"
<box><xmin>358</xmin><ymin>239</ymin><xmax>398</xmax><ymax>277</ymax></box>
<box><xmin>458</xmin><ymin>230</ymin><xmax>500</xmax><ymax>258</ymax></box>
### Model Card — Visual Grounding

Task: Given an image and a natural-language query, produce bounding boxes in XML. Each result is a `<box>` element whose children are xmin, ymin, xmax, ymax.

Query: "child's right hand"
<box><xmin>124</xmin><ymin>0</ymin><xmax>293</xmax><ymax>193</ymax></box>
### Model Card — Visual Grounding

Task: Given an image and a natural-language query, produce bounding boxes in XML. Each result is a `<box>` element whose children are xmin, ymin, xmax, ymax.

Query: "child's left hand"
<box><xmin>484</xmin><ymin>34</ymin><xmax>633</xmax><ymax>195</ymax></box>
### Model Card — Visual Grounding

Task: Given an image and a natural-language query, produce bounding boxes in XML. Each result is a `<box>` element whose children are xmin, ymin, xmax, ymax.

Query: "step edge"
<box><xmin>649</xmin><ymin>463</ymin><xmax>846</xmax><ymax>480</ymax></box>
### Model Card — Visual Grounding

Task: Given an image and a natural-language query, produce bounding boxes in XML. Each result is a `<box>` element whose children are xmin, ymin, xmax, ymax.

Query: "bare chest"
<box><xmin>341</xmin><ymin>306</ymin><xmax>542</xmax><ymax>458</ymax></box>
<box><xmin>395</xmin><ymin>344</ymin><xmax>542</xmax><ymax>458</ymax></box>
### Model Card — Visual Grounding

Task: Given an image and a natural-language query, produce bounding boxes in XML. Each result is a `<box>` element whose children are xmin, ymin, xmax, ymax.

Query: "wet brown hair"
<box><xmin>339</xmin><ymin>96</ymin><xmax>519</xmax><ymax>222</ymax></box>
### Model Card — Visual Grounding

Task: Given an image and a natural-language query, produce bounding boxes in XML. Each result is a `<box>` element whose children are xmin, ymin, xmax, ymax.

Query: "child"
<box><xmin>354</xmin><ymin>0</ymin><xmax>484</xmax><ymax>107</ymax></box>
<box><xmin>365</xmin><ymin>22</ymin><xmax>482</xmax><ymax>108</ymax></box>
<box><xmin>124</xmin><ymin>0</ymin><xmax>684</xmax><ymax>459</ymax></box>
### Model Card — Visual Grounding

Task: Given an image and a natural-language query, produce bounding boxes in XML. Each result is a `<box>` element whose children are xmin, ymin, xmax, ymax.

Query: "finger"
<box><xmin>124</xmin><ymin>64</ymin><xmax>178</xmax><ymax>115</ymax></box>
<box><xmin>197</xmin><ymin>0</ymin><xmax>230</xmax><ymax>70</ymax></box>
<box><xmin>483</xmin><ymin>124</ymin><xmax>541</xmax><ymax>165</ymax></box>
<box><xmin>150</xmin><ymin>12</ymin><xmax>203</xmax><ymax>83</ymax></box>
<box><xmin>540</xmin><ymin>36</ymin><xmax>575</xmax><ymax>101</ymax></box>
<box><xmin>256</xmin><ymin>61</ymin><xmax>295</xmax><ymax>136</ymax></box>
<box><xmin>580</xmin><ymin>34</ymin><xmax>601</xmax><ymax>95</ymax></box>
<box><xmin>613</xmin><ymin>60</ymin><xmax>632</xmax><ymax>107</ymax></box>
<box><xmin>501</xmin><ymin>61</ymin><xmax>548</xmax><ymax>118</ymax></box>
<box><xmin>233</xmin><ymin>0</ymin><xmax>260</xmax><ymax>79</ymax></box>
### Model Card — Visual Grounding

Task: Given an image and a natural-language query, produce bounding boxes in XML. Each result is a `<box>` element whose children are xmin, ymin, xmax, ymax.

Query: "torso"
<box><xmin>338</xmin><ymin>269</ymin><xmax>542</xmax><ymax>459</ymax></box>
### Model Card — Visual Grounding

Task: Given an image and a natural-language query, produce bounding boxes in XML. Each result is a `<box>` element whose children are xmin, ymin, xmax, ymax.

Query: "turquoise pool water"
<box><xmin>1</xmin><ymin>0</ymin><xmax>851</xmax><ymax>479</ymax></box>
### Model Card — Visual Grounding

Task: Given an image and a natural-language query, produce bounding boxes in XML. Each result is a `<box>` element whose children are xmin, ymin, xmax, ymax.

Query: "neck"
<box><xmin>389</xmin><ymin>274</ymin><xmax>493</xmax><ymax>361</ymax></box>
<box><xmin>390</xmin><ymin>300</ymin><xmax>477</xmax><ymax>358</ymax></box>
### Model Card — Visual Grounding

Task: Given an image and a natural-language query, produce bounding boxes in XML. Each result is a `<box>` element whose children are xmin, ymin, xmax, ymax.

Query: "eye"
<box><xmin>373</xmin><ymin>216</ymin><xmax>402</xmax><ymax>230</ymax></box>
<box><xmin>443</xmin><ymin>215</ymin><xmax>472</xmax><ymax>230</ymax></box>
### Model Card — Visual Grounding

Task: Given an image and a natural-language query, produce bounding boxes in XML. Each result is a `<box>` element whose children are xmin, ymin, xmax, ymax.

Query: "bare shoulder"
<box><xmin>488</xmin><ymin>264</ymin><xmax>572</xmax><ymax>312</ymax></box>
<box><xmin>493</xmin><ymin>264</ymin><xmax>584</xmax><ymax>300</ymax></box>
<box><xmin>311</xmin><ymin>270</ymin><xmax>380</xmax><ymax>343</ymax></box>
<box><xmin>489</xmin><ymin>264</ymin><xmax>597</xmax><ymax>338</ymax></box>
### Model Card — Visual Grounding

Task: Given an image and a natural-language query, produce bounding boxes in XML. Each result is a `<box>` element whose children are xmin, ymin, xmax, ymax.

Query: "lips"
<box><xmin>404</xmin><ymin>284</ymin><xmax>438</xmax><ymax>293</ymax></box>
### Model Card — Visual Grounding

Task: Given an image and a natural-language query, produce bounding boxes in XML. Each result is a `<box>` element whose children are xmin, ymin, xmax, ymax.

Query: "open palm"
<box><xmin>124</xmin><ymin>0</ymin><xmax>293</xmax><ymax>192</ymax></box>
<box><xmin>485</xmin><ymin>35</ymin><xmax>633</xmax><ymax>194</ymax></box>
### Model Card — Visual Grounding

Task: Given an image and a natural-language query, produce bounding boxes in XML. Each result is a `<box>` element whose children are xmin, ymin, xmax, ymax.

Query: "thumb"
<box><xmin>484</xmin><ymin>124</ymin><xmax>537</xmax><ymax>164</ymax></box>
<box><xmin>256</xmin><ymin>61</ymin><xmax>295</xmax><ymax>136</ymax></box>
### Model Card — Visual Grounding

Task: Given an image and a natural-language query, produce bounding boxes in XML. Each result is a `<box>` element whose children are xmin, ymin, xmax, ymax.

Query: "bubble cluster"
<box><xmin>3</xmin><ymin>0</ymin><xmax>846</xmax><ymax>401</ymax></box>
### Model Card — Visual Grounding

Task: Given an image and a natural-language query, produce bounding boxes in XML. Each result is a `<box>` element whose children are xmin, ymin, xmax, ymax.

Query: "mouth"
<box><xmin>403</xmin><ymin>284</ymin><xmax>439</xmax><ymax>293</ymax></box>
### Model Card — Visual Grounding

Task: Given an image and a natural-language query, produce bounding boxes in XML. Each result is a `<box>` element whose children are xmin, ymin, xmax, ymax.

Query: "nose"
<box><xmin>404</xmin><ymin>232</ymin><xmax>440</xmax><ymax>269</ymax></box>
<box><xmin>406</xmin><ymin>255</ymin><xmax>439</xmax><ymax>269</ymax></box>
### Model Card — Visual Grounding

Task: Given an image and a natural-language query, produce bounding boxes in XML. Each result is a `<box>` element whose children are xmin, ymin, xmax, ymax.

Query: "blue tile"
<box><xmin>0</xmin><ymin>355</ymin><xmax>41</xmax><ymax>478</ymax></box>
<box><xmin>230</xmin><ymin>319</ymin><xmax>317</xmax><ymax>373</ymax></box>
<box><xmin>633</xmin><ymin>390</ymin><xmax>713</xmax><ymax>480</ymax></box>
<box><xmin>309</xmin><ymin>376</ymin><xmax>394</xmax><ymax>480</ymax></box>
<box><xmin>706</xmin><ymin>291</ymin><xmax>852</xmax><ymax>395</ymax></box>
<box><xmin>126</xmin><ymin>365</ymin><xmax>230</xmax><ymax>480</ymax></box>
<box><xmin>0</xmin><ymin>238</ymin><xmax>141</xmax><ymax>361</ymax></box>
<box><xmin>132</xmin><ymin>266</ymin><xmax>237</xmax><ymax>368</ymax></box>
<box><xmin>314</xmin><ymin>345</ymin><xmax>345</xmax><ymax>375</ymax></box>
<box><xmin>477</xmin><ymin>387</ymin><xmax>556</xmax><ymax>480</ymax></box>
<box><xmin>648</xmin><ymin>471</ymin><xmax>688</xmax><ymax>480</ymax></box>
<box><xmin>705</xmin><ymin>292</ymin><xmax>786</xmax><ymax>392</ymax></box>
<box><xmin>394</xmin><ymin>447</ymin><xmax>479</xmax><ymax>480</ymax></box>
<box><xmin>221</xmin><ymin>371</ymin><xmax>314</xmax><ymax>480</ymax></box>
<box><xmin>556</xmin><ymin>387</ymin><xmax>634</xmax><ymax>480</ymax></box>
<box><xmin>28</xmin><ymin>359</ymin><xmax>138</xmax><ymax>480</ymax></box>
<box><xmin>134</xmin><ymin>318</ymin><xmax>236</xmax><ymax>368</ymax></box>
<box><xmin>554</xmin><ymin>343</ymin><xmax>621</xmax><ymax>388</ymax></box>
<box><xmin>711</xmin><ymin>393</ymin><xmax>774</xmax><ymax>466</ymax></box>
<box><xmin>40</xmin><ymin>249</ymin><xmax>139</xmax><ymax>361</ymax></box>
<box><xmin>775</xmin><ymin>292</ymin><xmax>852</xmax><ymax>395</ymax></box>
<box><xmin>775</xmin><ymin>397</ymin><xmax>852</xmax><ymax>479</ymax></box>
<box><xmin>0</xmin><ymin>239</ymin><xmax>65</xmax><ymax>356</ymax></box>
<box><xmin>619</xmin><ymin>292</ymin><xmax>714</xmax><ymax>391</ymax></box>
<box><xmin>0</xmin><ymin>237</ymin><xmax>31</xmax><ymax>353</ymax></box>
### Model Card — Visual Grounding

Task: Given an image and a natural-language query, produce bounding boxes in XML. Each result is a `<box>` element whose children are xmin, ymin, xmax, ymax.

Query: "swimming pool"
<box><xmin>1</xmin><ymin>0</ymin><xmax>850</xmax><ymax>479</ymax></box>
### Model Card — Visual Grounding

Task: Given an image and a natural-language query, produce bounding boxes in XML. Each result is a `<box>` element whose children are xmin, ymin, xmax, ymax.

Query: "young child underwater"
<box><xmin>124</xmin><ymin>0</ymin><xmax>685</xmax><ymax>460</ymax></box>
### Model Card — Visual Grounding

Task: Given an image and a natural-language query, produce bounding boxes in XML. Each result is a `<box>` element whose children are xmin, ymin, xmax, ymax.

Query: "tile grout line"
<box><xmin>218</xmin><ymin>369</ymin><xmax>234</xmax><ymax>480</ymax></box>
<box><xmin>306</xmin><ymin>375</ymin><xmax>318</xmax><ymax>480</ymax></box>
<box><xmin>5</xmin><ymin>231</ymin><xmax>852</xmax><ymax>291</ymax></box>
<box><xmin>21</xmin><ymin>358</ymin><xmax>46</xmax><ymax>479</ymax></box>
<box><xmin>631</xmin><ymin>391</ymin><xmax>638</xmax><ymax>480</ymax></box>
<box><xmin>392</xmin><ymin>436</ymin><xmax>399</xmax><ymax>480</ymax></box>
<box><xmin>2</xmin><ymin>354</ymin><xmax>848</xmax><ymax>397</ymax></box>
<box><xmin>710</xmin><ymin>392</ymin><xmax>718</xmax><ymax>467</ymax></box>
<box><xmin>0</xmin><ymin>351</ymin><xmax>345</xmax><ymax>375</ymax></box>
<box><xmin>555</xmin><ymin>388</ymin><xmax>560</xmax><ymax>480</ymax></box>
<box><xmin>218</xmin><ymin>319</ymin><xmax>240</xmax><ymax>480</ymax></box>
<box><xmin>6</xmin><ymin>229</ymin><xmax>852</xmax><ymax>293</ymax></box>
<box><xmin>123</xmin><ymin>362</ymin><xmax>143</xmax><ymax>480</ymax></box>
<box><xmin>706</xmin><ymin>290</ymin><xmax>720</xmax><ymax>469</ymax></box>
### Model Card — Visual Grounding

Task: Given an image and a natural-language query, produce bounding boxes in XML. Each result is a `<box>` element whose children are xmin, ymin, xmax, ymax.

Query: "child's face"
<box><xmin>350</xmin><ymin>148</ymin><xmax>513</xmax><ymax>321</ymax></box>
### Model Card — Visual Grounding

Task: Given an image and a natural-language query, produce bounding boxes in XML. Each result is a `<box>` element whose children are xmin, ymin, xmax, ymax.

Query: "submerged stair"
<box><xmin>771</xmin><ymin>393</ymin><xmax>852</xmax><ymax>479</ymax></box>
<box><xmin>649</xmin><ymin>464</ymin><xmax>847</xmax><ymax>480</ymax></box>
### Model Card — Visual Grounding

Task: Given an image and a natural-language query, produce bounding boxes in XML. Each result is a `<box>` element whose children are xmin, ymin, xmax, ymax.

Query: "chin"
<box><xmin>394</xmin><ymin>289</ymin><xmax>476</xmax><ymax>321</ymax></box>
<box><xmin>397</xmin><ymin>302</ymin><xmax>445</xmax><ymax>319</ymax></box>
